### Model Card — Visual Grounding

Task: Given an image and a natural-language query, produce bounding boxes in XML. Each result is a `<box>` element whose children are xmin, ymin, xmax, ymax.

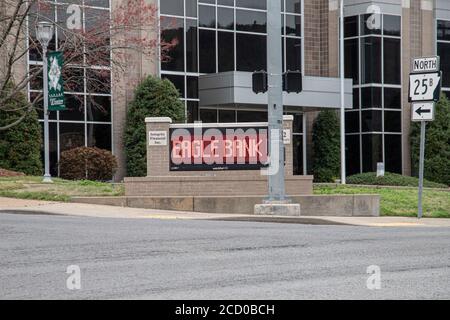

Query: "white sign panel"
<box><xmin>283</xmin><ymin>129</ymin><xmax>291</xmax><ymax>145</ymax></box>
<box><xmin>409</xmin><ymin>72</ymin><xmax>441</xmax><ymax>102</ymax></box>
<box><xmin>412</xmin><ymin>102</ymin><xmax>435</xmax><ymax>122</ymax></box>
<box><xmin>148</xmin><ymin>131</ymin><xmax>167</xmax><ymax>146</ymax></box>
<box><xmin>412</xmin><ymin>56</ymin><xmax>440</xmax><ymax>73</ymax></box>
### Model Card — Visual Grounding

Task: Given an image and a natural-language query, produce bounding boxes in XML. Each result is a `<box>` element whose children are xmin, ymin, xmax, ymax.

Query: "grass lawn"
<box><xmin>0</xmin><ymin>176</ymin><xmax>124</xmax><ymax>202</ymax></box>
<box><xmin>314</xmin><ymin>185</ymin><xmax>450</xmax><ymax>218</ymax></box>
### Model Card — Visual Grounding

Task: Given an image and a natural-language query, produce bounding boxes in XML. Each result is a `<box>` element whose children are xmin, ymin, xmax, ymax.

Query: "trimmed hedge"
<box><xmin>346</xmin><ymin>172</ymin><xmax>447</xmax><ymax>188</ymax></box>
<box><xmin>59</xmin><ymin>147</ymin><xmax>117</xmax><ymax>181</ymax></box>
<box><xmin>125</xmin><ymin>76</ymin><xmax>185</xmax><ymax>177</ymax></box>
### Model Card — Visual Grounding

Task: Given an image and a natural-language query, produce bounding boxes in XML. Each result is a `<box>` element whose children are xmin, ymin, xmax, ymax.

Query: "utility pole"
<box><xmin>339</xmin><ymin>0</ymin><xmax>346</xmax><ymax>184</ymax></box>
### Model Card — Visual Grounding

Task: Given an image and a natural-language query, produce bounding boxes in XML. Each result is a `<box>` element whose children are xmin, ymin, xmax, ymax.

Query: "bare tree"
<box><xmin>0</xmin><ymin>0</ymin><xmax>176</xmax><ymax>130</ymax></box>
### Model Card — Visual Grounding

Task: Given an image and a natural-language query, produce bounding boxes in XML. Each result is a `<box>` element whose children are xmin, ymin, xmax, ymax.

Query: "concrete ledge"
<box><xmin>254</xmin><ymin>203</ymin><xmax>301</xmax><ymax>216</ymax></box>
<box><xmin>71</xmin><ymin>194</ymin><xmax>380</xmax><ymax>217</ymax></box>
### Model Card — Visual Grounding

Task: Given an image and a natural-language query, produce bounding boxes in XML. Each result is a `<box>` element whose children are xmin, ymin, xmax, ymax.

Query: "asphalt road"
<box><xmin>0</xmin><ymin>213</ymin><xmax>449</xmax><ymax>299</ymax></box>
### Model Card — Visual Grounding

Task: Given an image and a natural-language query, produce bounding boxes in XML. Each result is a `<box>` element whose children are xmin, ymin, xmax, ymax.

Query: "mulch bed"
<box><xmin>0</xmin><ymin>168</ymin><xmax>25</xmax><ymax>177</ymax></box>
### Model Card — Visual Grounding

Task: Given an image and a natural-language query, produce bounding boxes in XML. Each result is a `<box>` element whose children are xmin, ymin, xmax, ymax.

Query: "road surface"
<box><xmin>0</xmin><ymin>213</ymin><xmax>449</xmax><ymax>299</ymax></box>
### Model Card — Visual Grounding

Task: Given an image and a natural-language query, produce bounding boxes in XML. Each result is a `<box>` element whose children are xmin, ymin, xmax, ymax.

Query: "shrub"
<box><xmin>312</xmin><ymin>110</ymin><xmax>340</xmax><ymax>182</ymax></box>
<box><xmin>347</xmin><ymin>172</ymin><xmax>447</xmax><ymax>188</ymax></box>
<box><xmin>125</xmin><ymin>75</ymin><xmax>185</xmax><ymax>177</ymax></box>
<box><xmin>59</xmin><ymin>147</ymin><xmax>117</xmax><ymax>181</ymax></box>
<box><xmin>411</xmin><ymin>94</ymin><xmax>450</xmax><ymax>186</ymax></box>
<box><xmin>0</xmin><ymin>85</ymin><xmax>42</xmax><ymax>175</ymax></box>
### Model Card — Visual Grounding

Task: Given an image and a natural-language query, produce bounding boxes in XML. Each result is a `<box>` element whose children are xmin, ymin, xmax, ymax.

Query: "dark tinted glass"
<box><xmin>236</xmin><ymin>33</ymin><xmax>267</xmax><ymax>71</ymax></box>
<box><xmin>285</xmin><ymin>38</ymin><xmax>301</xmax><ymax>71</ymax></box>
<box><xmin>218</xmin><ymin>0</ymin><xmax>234</xmax><ymax>5</ymax></box>
<box><xmin>344</xmin><ymin>16</ymin><xmax>358</xmax><ymax>37</ymax></box>
<box><xmin>437</xmin><ymin>20</ymin><xmax>450</xmax><ymax>41</ymax></box>
<box><xmin>438</xmin><ymin>43</ymin><xmax>450</xmax><ymax>88</ymax></box>
<box><xmin>385</xmin><ymin>134</ymin><xmax>402</xmax><ymax>174</ymax></box>
<box><xmin>161</xmin><ymin>17</ymin><xmax>184</xmax><ymax>72</ymax></box>
<box><xmin>59</xmin><ymin>122</ymin><xmax>85</xmax><ymax>152</ymax></box>
<box><xmin>345</xmin><ymin>111</ymin><xmax>359</xmax><ymax>133</ymax></box>
<box><xmin>86</xmin><ymin>95</ymin><xmax>111</xmax><ymax>122</ymax></box>
<box><xmin>160</xmin><ymin>0</ymin><xmax>184</xmax><ymax>16</ymax></box>
<box><xmin>218</xmin><ymin>31</ymin><xmax>235</xmax><ymax>72</ymax></box>
<box><xmin>345</xmin><ymin>39</ymin><xmax>359</xmax><ymax>85</ymax></box>
<box><xmin>236</xmin><ymin>9</ymin><xmax>267</xmax><ymax>33</ymax></box>
<box><xmin>200</xmin><ymin>109</ymin><xmax>217</xmax><ymax>123</ymax></box>
<box><xmin>361</xmin><ymin>13</ymin><xmax>381</xmax><ymax>35</ymax></box>
<box><xmin>199</xmin><ymin>5</ymin><xmax>216</xmax><ymax>28</ymax></box>
<box><xmin>384</xmin><ymin>38</ymin><xmax>401</xmax><ymax>84</ymax></box>
<box><xmin>362</xmin><ymin>134</ymin><xmax>382</xmax><ymax>172</ymax></box>
<box><xmin>85</xmin><ymin>0</ymin><xmax>109</xmax><ymax>8</ymax></box>
<box><xmin>353</xmin><ymin>88</ymin><xmax>360</xmax><ymax>109</ymax></box>
<box><xmin>285</xmin><ymin>0</ymin><xmax>301</xmax><ymax>14</ymax></box>
<box><xmin>384</xmin><ymin>88</ymin><xmax>401</xmax><ymax>109</ymax></box>
<box><xmin>292</xmin><ymin>135</ymin><xmax>303</xmax><ymax>175</ymax></box>
<box><xmin>199</xmin><ymin>0</ymin><xmax>215</xmax><ymax>3</ymax></box>
<box><xmin>199</xmin><ymin>29</ymin><xmax>216</xmax><ymax>73</ymax></box>
<box><xmin>187</xmin><ymin>101</ymin><xmax>199</xmax><ymax>123</ymax></box>
<box><xmin>219</xmin><ymin>110</ymin><xmax>236</xmax><ymax>122</ymax></box>
<box><xmin>291</xmin><ymin>113</ymin><xmax>303</xmax><ymax>132</ymax></box>
<box><xmin>383</xmin><ymin>15</ymin><xmax>401</xmax><ymax>36</ymax></box>
<box><xmin>186</xmin><ymin>19</ymin><xmax>198</xmax><ymax>72</ymax></box>
<box><xmin>186</xmin><ymin>0</ymin><xmax>197</xmax><ymax>17</ymax></box>
<box><xmin>285</xmin><ymin>14</ymin><xmax>301</xmax><ymax>36</ymax></box>
<box><xmin>361</xmin><ymin>37</ymin><xmax>381</xmax><ymax>84</ymax></box>
<box><xmin>86</xmin><ymin>69</ymin><xmax>111</xmax><ymax>94</ymax></box>
<box><xmin>59</xmin><ymin>95</ymin><xmax>84</xmax><ymax>121</ymax></box>
<box><xmin>361</xmin><ymin>87</ymin><xmax>382</xmax><ymax>109</ymax></box>
<box><xmin>237</xmin><ymin>111</ymin><xmax>268</xmax><ymax>122</ymax></box>
<box><xmin>218</xmin><ymin>7</ymin><xmax>234</xmax><ymax>30</ymax></box>
<box><xmin>87</xmin><ymin>124</ymin><xmax>112</xmax><ymax>151</ymax></box>
<box><xmin>361</xmin><ymin>110</ymin><xmax>382</xmax><ymax>132</ymax></box>
<box><xmin>384</xmin><ymin>111</ymin><xmax>401</xmax><ymax>133</ymax></box>
<box><xmin>162</xmin><ymin>74</ymin><xmax>185</xmax><ymax>98</ymax></box>
<box><xmin>236</xmin><ymin>0</ymin><xmax>266</xmax><ymax>10</ymax></box>
<box><xmin>346</xmin><ymin>134</ymin><xmax>361</xmax><ymax>175</ymax></box>
<box><xmin>187</xmin><ymin>76</ymin><xmax>199</xmax><ymax>99</ymax></box>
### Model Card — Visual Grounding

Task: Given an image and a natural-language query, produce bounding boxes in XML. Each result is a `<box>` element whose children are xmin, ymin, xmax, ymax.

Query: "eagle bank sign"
<box><xmin>169</xmin><ymin>123</ymin><xmax>269</xmax><ymax>171</ymax></box>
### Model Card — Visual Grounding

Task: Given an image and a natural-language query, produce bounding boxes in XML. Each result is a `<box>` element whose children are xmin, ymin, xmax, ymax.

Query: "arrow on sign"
<box><xmin>415</xmin><ymin>107</ymin><xmax>431</xmax><ymax>116</ymax></box>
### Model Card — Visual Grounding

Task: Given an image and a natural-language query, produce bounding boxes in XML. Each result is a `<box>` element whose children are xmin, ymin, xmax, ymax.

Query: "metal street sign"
<box><xmin>412</xmin><ymin>56</ymin><xmax>440</xmax><ymax>73</ymax></box>
<box><xmin>408</xmin><ymin>72</ymin><xmax>441</xmax><ymax>102</ymax></box>
<box><xmin>412</xmin><ymin>102</ymin><xmax>435</xmax><ymax>122</ymax></box>
<box><xmin>47</xmin><ymin>51</ymin><xmax>66</xmax><ymax>111</ymax></box>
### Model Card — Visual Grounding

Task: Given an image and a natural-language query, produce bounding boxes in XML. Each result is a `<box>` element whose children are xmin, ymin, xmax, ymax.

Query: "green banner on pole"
<box><xmin>47</xmin><ymin>51</ymin><xmax>66</xmax><ymax>111</ymax></box>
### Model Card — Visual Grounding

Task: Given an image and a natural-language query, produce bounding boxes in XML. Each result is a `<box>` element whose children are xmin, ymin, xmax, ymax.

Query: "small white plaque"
<box><xmin>283</xmin><ymin>129</ymin><xmax>291</xmax><ymax>145</ymax></box>
<box><xmin>148</xmin><ymin>131</ymin><xmax>167</xmax><ymax>146</ymax></box>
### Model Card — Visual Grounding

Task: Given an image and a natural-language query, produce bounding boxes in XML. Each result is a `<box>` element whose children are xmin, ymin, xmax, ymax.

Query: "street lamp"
<box><xmin>36</xmin><ymin>21</ymin><xmax>54</xmax><ymax>183</ymax></box>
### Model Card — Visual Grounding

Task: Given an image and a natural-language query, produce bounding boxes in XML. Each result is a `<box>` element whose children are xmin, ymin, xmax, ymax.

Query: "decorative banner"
<box><xmin>169</xmin><ymin>125</ymin><xmax>269</xmax><ymax>171</ymax></box>
<box><xmin>47</xmin><ymin>51</ymin><xmax>66</xmax><ymax>111</ymax></box>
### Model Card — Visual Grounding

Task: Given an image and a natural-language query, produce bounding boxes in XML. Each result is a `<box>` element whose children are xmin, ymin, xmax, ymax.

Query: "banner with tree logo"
<box><xmin>47</xmin><ymin>51</ymin><xmax>66</xmax><ymax>111</ymax></box>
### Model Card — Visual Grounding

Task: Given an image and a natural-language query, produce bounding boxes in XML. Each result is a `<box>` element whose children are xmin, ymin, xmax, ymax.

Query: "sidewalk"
<box><xmin>1</xmin><ymin>197</ymin><xmax>450</xmax><ymax>227</ymax></box>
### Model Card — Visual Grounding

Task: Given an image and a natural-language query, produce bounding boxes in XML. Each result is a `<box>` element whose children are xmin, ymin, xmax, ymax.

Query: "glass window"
<box><xmin>290</xmin><ymin>113</ymin><xmax>303</xmax><ymax>133</ymax></box>
<box><xmin>345</xmin><ymin>111</ymin><xmax>359</xmax><ymax>133</ymax></box>
<box><xmin>87</xmin><ymin>123</ymin><xmax>112</xmax><ymax>151</ymax></box>
<box><xmin>346</xmin><ymin>135</ymin><xmax>361</xmax><ymax>175</ymax></box>
<box><xmin>186</xmin><ymin>19</ymin><xmax>198</xmax><ymax>73</ymax></box>
<box><xmin>186</xmin><ymin>0</ymin><xmax>197</xmax><ymax>17</ymax></box>
<box><xmin>345</xmin><ymin>39</ymin><xmax>359</xmax><ymax>85</ymax></box>
<box><xmin>236</xmin><ymin>9</ymin><xmax>267</xmax><ymax>33</ymax></box>
<box><xmin>361</xmin><ymin>87</ymin><xmax>382</xmax><ymax>109</ymax></box>
<box><xmin>384</xmin><ymin>111</ymin><xmax>401</xmax><ymax>133</ymax></box>
<box><xmin>383</xmin><ymin>15</ymin><xmax>401</xmax><ymax>36</ymax></box>
<box><xmin>237</xmin><ymin>110</ymin><xmax>267</xmax><ymax>122</ymax></box>
<box><xmin>361</xmin><ymin>37</ymin><xmax>381</xmax><ymax>84</ymax></box>
<box><xmin>219</xmin><ymin>110</ymin><xmax>236</xmax><ymax>122</ymax></box>
<box><xmin>218</xmin><ymin>7</ymin><xmax>234</xmax><ymax>30</ymax></box>
<box><xmin>384</xmin><ymin>134</ymin><xmax>402</xmax><ymax>174</ymax></box>
<box><xmin>199</xmin><ymin>5</ymin><xmax>216</xmax><ymax>28</ymax></box>
<box><xmin>29</xmin><ymin>65</ymin><xmax>43</xmax><ymax>90</ymax></box>
<box><xmin>187</xmin><ymin>77</ymin><xmax>199</xmax><ymax>99</ymax></box>
<box><xmin>362</xmin><ymin>134</ymin><xmax>382</xmax><ymax>172</ymax></box>
<box><xmin>199</xmin><ymin>0</ymin><xmax>215</xmax><ymax>3</ymax></box>
<box><xmin>218</xmin><ymin>31</ymin><xmax>235</xmax><ymax>72</ymax></box>
<box><xmin>200</xmin><ymin>109</ymin><xmax>217</xmax><ymax>122</ymax></box>
<box><xmin>353</xmin><ymin>88</ymin><xmax>360</xmax><ymax>109</ymax></box>
<box><xmin>285</xmin><ymin>38</ymin><xmax>301</xmax><ymax>71</ymax></box>
<box><xmin>199</xmin><ymin>29</ymin><xmax>216</xmax><ymax>73</ymax></box>
<box><xmin>161</xmin><ymin>17</ymin><xmax>184</xmax><ymax>72</ymax></box>
<box><xmin>187</xmin><ymin>101</ymin><xmax>199</xmax><ymax>123</ymax></box>
<box><xmin>384</xmin><ymin>88</ymin><xmax>401</xmax><ymax>109</ymax></box>
<box><xmin>236</xmin><ymin>0</ymin><xmax>266</xmax><ymax>10</ymax></box>
<box><xmin>162</xmin><ymin>74</ymin><xmax>185</xmax><ymax>98</ymax></box>
<box><xmin>437</xmin><ymin>20</ymin><xmax>450</xmax><ymax>41</ymax></box>
<box><xmin>59</xmin><ymin>123</ymin><xmax>85</xmax><ymax>152</ymax></box>
<box><xmin>344</xmin><ymin>16</ymin><xmax>358</xmax><ymax>38</ymax></box>
<box><xmin>438</xmin><ymin>43</ymin><xmax>450</xmax><ymax>88</ymax></box>
<box><xmin>285</xmin><ymin>14</ymin><xmax>301</xmax><ymax>37</ymax></box>
<box><xmin>60</xmin><ymin>95</ymin><xmax>84</xmax><ymax>121</ymax></box>
<box><xmin>218</xmin><ymin>0</ymin><xmax>234</xmax><ymax>5</ymax></box>
<box><xmin>84</xmin><ymin>0</ymin><xmax>109</xmax><ymax>8</ymax></box>
<box><xmin>384</xmin><ymin>38</ymin><xmax>401</xmax><ymax>85</ymax></box>
<box><xmin>86</xmin><ymin>69</ymin><xmax>111</xmax><ymax>94</ymax></box>
<box><xmin>86</xmin><ymin>95</ymin><xmax>111</xmax><ymax>122</ymax></box>
<box><xmin>285</xmin><ymin>0</ymin><xmax>301</xmax><ymax>14</ymax></box>
<box><xmin>236</xmin><ymin>33</ymin><xmax>267</xmax><ymax>71</ymax></box>
<box><xmin>160</xmin><ymin>0</ymin><xmax>184</xmax><ymax>16</ymax></box>
<box><xmin>361</xmin><ymin>110</ymin><xmax>382</xmax><ymax>132</ymax></box>
<box><xmin>64</xmin><ymin>68</ymin><xmax>85</xmax><ymax>93</ymax></box>
<box><xmin>292</xmin><ymin>135</ymin><xmax>303</xmax><ymax>175</ymax></box>
<box><xmin>361</xmin><ymin>13</ymin><xmax>381</xmax><ymax>35</ymax></box>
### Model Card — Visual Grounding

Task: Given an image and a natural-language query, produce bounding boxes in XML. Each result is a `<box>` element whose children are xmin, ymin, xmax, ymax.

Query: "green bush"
<box><xmin>411</xmin><ymin>94</ymin><xmax>450</xmax><ymax>186</ymax></box>
<box><xmin>0</xmin><ymin>85</ymin><xmax>42</xmax><ymax>175</ymax></box>
<box><xmin>59</xmin><ymin>147</ymin><xmax>117</xmax><ymax>181</ymax></box>
<box><xmin>312</xmin><ymin>110</ymin><xmax>340</xmax><ymax>182</ymax></box>
<box><xmin>346</xmin><ymin>172</ymin><xmax>447</xmax><ymax>188</ymax></box>
<box><xmin>125</xmin><ymin>76</ymin><xmax>185</xmax><ymax>177</ymax></box>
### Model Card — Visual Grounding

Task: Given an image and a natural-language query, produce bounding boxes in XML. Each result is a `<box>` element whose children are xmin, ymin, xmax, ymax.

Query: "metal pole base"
<box><xmin>42</xmin><ymin>175</ymin><xmax>53</xmax><ymax>183</ymax></box>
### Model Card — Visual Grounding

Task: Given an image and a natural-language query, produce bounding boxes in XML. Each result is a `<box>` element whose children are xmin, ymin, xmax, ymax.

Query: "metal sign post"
<box><xmin>409</xmin><ymin>56</ymin><xmax>441</xmax><ymax>219</ymax></box>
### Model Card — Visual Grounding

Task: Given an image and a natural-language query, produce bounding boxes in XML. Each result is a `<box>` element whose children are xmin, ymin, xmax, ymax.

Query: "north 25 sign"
<box><xmin>169</xmin><ymin>125</ymin><xmax>269</xmax><ymax>171</ymax></box>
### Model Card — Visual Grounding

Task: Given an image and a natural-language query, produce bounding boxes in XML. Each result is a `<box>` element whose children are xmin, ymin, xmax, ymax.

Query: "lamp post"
<box><xmin>339</xmin><ymin>0</ymin><xmax>346</xmax><ymax>184</ymax></box>
<box><xmin>36</xmin><ymin>21</ymin><xmax>54</xmax><ymax>183</ymax></box>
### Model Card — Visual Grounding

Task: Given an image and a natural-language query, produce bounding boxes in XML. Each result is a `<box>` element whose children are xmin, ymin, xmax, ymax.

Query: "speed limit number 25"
<box><xmin>409</xmin><ymin>73</ymin><xmax>441</xmax><ymax>102</ymax></box>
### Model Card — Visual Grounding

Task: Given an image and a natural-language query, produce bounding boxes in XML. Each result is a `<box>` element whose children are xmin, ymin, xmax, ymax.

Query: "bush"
<box><xmin>347</xmin><ymin>172</ymin><xmax>447</xmax><ymax>188</ymax></box>
<box><xmin>0</xmin><ymin>85</ymin><xmax>42</xmax><ymax>175</ymax></box>
<box><xmin>125</xmin><ymin>75</ymin><xmax>185</xmax><ymax>177</ymax></box>
<box><xmin>312</xmin><ymin>110</ymin><xmax>340</xmax><ymax>182</ymax></box>
<box><xmin>411</xmin><ymin>94</ymin><xmax>450</xmax><ymax>186</ymax></box>
<box><xmin>59</xmin><ymin>147</ymin><xmax>117</xmax><ymax>181</ymax></box>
